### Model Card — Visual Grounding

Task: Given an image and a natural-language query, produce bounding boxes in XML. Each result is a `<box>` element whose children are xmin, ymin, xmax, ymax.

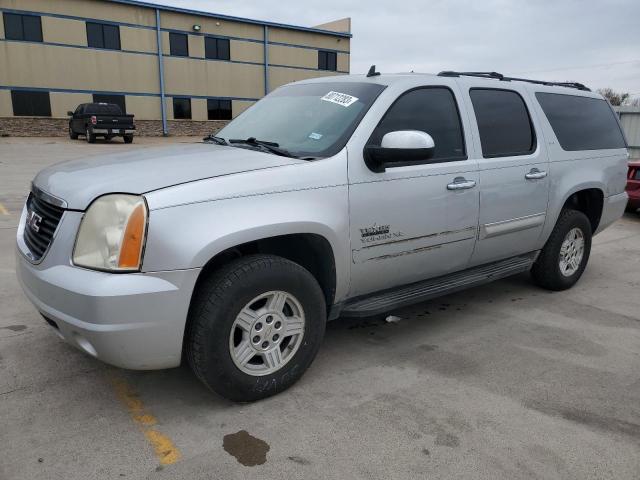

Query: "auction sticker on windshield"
<box><xmin>321</xmin><ymin>91</ymin><xmax>359</xmax><ymax>107</ymax></box>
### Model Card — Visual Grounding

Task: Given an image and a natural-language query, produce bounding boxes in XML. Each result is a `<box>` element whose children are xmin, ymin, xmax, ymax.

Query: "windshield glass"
<box><xmin>217</xmin><ymin>82</ymin><xmax>385</xmax><ymax>158</ymax></box>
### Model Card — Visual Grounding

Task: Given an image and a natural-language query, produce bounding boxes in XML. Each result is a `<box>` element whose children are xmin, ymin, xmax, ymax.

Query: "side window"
<box><xmin>3</xmin><ymin>13</ymin><xmax>43</xmax><ymax>42</ymax></box>
<box><xmin>173</xmin><ymin>98</ymin><xmax>191</xmax><ymax>119</ymax></box>
<box><xmin>535</xmin><ymin>93</ymin><xmax>626</xmax><ymax>151</ymax></box>
<box><xmin>93</xmin><ymin>94</ymin><xmax>126</xmax><ymax>113</ymax></box>
<box><xmin>368</xmin><ymin>87</ymin><xmax>466</xmax><ymax>161</ymax></box>
<box><xmin>169</xmin><ymin>32</ymin><xmax>189</xmax><ymax>56</ymax></box>
<box><xmin>11</xmin><ymin>90</ymin><xmax>51</xmax><ymax>116</ymax></box>
<box><xmin>469</xmin><ymin>89</ymin><xmax>535</xmax><ymax>157</ymax></box>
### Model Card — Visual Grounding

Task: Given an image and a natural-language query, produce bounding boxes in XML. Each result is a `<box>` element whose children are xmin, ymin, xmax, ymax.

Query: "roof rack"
<box><xmin>437</xmin><ymin>71</ymin><xmax>590</xmax><ymax>91</ymax></box>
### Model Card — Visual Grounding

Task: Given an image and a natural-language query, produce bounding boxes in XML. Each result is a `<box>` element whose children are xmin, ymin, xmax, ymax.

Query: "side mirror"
<box><xmin>67</xmin><ymin>111</ymin><xmax>74</xmax><ymax>117</ymax></box>
<box><xmin>364</xmin><ymin>130</ymin><xmax>435</xmax><ymax>172</ymax></box>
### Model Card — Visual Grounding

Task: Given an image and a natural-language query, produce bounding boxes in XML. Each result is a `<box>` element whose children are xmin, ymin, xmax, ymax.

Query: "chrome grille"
<box><xmin>23</xmin><ymin>192</ymin><xmax>65</xmax><ymax>261</ymax></box>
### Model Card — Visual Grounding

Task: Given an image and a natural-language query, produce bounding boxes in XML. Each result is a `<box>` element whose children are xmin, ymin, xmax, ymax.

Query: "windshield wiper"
<box><xmin>228</xmin><ymin>137</ymin><xmax>297</xmax><ymax>158</ymax></box>
<box><xmin>202</xmin><ymin>134</ymin><xmax>227</xmax><ymax>145</ymax></box>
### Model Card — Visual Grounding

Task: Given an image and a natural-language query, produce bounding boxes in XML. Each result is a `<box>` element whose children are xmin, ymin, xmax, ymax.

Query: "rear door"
<box><xmin>347</xmin><ymin>83</ymin><xmax>480</xmax><ymax>296</ymax></box>
<box><xmin>460</xmin><ymin>83</ymin><xmax>550</xmax><ymax>266</ymax></box>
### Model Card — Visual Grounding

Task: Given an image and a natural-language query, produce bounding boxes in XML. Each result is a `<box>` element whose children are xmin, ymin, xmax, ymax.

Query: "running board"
<box><xmin>336</xmin><ymin>252</ymin><xmax>538</xmax><ymax>318</ymax></box>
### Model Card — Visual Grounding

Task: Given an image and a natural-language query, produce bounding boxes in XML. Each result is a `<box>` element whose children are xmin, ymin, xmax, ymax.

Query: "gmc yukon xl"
<box><xmin>17</xmin><ymin>71</ymin><xmax>629</xmax><ymax>401</ymax></box>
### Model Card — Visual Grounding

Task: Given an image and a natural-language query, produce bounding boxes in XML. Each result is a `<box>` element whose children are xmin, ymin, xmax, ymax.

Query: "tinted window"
<box><xmin>92</xmin><ymin>95</ymin><xmax>126</xmax><ymax>113</ymax></box>
<box><xmin>205</xmin><ymin>37</ymin><xmax>230</xmax><ymax>60</ymax></box>
<box><xmin>11</xmin><ymin>90</ymin><xmax>51</xmax><ymax>116</ymax></box>
<box><xmin>207</xmin><ymin>99</ymin><xmax>232</xmax><ymax>120</ymax></box>
<box><xmin>3</xmin><ymin>13</ymin><xmax>42</xmax><ymax>42</ymax></box>
<box><xmin>470</xmin><ymin>89</ymin><xmax>535</xmax><ymax>157</ymax></box>
<box><xmin>170</xmin><ymin>33</ymin><xmax>188</xmax><ymax>56</ymax></box>
<box><xmin>318</xmin><ymin>50</ymin><xmax>337</xmax><ymax>71</ymax></box>
<box><xmin>536</xmin><ymin>93</ymin><xmax>626</xmax><ymax>151</ymax></box>
<box><xmin>173</xmin><ymin>98</ymin><xmax>191</xmax><ymax>119</ymax></box>
<box><xmin>368</xmin><ymin>87</ymin><xmax>466</xmax><ymax>161</ymax></box>
<box><xmin>86</xmin><ymin>22</ymin><xmax>120</xmax><ymax>50</ymax></box>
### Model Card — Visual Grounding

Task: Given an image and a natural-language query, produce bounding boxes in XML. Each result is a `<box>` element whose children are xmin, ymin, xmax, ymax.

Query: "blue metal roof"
<box><xmin>105</xmin><ymin>0</ymin><xmax>352</xmax><ymax>38</ymax></box>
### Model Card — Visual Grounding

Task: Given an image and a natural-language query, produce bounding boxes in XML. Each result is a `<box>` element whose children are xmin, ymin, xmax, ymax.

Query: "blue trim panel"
<box><xmin>103</xmin><ymin>0</ymin><xmax>352</xmax><ymax>38</ymax></box>
<box><xmin>0</xmin><ymin>85</ymin><xmax>259</xmax><ymax>102</ymax></box>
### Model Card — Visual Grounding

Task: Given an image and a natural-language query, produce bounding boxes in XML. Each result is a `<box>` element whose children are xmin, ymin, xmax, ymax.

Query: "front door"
<box><xmin>458</xmin><ymin>85</ymin><xmax>550</xmax><ymax>266</ymax></box>
<box><xmin>348</xmin><ymin>85</ymin><xmax>480</xmax><ymax>297</ymax></box>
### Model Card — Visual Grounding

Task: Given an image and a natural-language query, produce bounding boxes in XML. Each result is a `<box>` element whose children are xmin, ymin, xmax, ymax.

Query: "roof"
<box><xmin>104</xmin><ymin>0</ymin><xmax>352</xmax><ymax>38</ymax></box>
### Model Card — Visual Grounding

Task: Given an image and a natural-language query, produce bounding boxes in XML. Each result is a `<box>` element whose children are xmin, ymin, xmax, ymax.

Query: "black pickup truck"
<box><xmin>68</xmin><ymin>103</ymin><xmax>135</xmax><ymax>143</ymax></box>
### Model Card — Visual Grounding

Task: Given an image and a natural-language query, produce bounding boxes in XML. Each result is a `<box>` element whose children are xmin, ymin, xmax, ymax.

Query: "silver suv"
<box><xmin>16</xmin><ymin>71</ymin><xmax>629</xmax><ymax>401</ymax></box>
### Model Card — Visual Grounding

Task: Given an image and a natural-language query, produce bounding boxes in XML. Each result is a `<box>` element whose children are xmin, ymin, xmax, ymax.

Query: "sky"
<box><xmin>152</xmin><ymin>0</ymin><xmax>640</xmax><ymax>99</ymax></box>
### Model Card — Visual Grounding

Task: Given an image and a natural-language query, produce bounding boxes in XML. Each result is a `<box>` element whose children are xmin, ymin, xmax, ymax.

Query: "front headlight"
<box><xmin>73</xmin><ymin>194</ymin><xmax>148</xmax><ymax>272</ymax></box>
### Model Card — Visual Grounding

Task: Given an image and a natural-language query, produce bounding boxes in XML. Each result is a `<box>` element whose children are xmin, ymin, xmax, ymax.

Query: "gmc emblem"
<box><xmin>27</xmin><ymin>209</ymin><xmax>43</xmax><ymax>233</ymax></box>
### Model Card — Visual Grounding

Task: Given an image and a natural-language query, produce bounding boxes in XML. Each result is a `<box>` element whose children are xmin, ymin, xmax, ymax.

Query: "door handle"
<box><xmin>447</xmin><ymin>177</ymin><xmax>476</xmax><ymax>190</ymax></box>
<box><xmin>525</xmin><ymin>168</ymin><xmax>547</xmax><ymax>180</ymax></box>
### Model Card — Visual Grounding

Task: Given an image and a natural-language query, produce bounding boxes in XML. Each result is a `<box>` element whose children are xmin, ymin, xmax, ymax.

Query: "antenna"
<box><xmin>367</xmin><ymin>65</ymin><xmax>380</xmax><ymax>77</ymax></box>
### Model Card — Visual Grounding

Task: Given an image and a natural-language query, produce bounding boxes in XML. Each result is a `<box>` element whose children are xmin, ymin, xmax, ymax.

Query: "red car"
<box><xmin>627</xmin><ymin>161</ymin><xmax>640</xmax><ymax>212</ymax></box>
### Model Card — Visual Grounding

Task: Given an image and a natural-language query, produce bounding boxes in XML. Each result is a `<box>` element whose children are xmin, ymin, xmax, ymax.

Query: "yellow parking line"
<box><xmin>109</xmin><ymin>375</ymin><xmax>182</xmax><ymax>466</ymax></box>
<box><xmin>0</xmin><ymin>203</ymin><xmax>8</xmax><ymax>215</ymax></box>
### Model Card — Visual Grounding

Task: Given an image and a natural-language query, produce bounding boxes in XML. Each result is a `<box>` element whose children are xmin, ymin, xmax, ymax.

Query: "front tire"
<box><xmin>85</xmin><ymin>128</ymin><xmax>96</xmax><ymax>143</ymax></box>
<box><xmin>187</xmin><ymin>255</ymin><xmax>326</xmax><ymax>402</ymax></box>
<box><xmin>69</xmin><ymin>126</ymin><xmax>78</xmax><ymax>139</ymax></box>
<box><xmin>531</xmin><ymin>209</ymin><xmax>592</xmax><ymax>291</ymax></box>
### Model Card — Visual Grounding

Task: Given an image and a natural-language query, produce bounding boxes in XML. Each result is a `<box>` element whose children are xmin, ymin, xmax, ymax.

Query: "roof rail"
<box><xmin>437</xmin><ymin>71</ymin><xmax>590</xmax><ymax>91</ymax></box>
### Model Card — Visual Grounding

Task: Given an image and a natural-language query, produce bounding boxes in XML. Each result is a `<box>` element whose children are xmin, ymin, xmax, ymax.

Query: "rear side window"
<box><xmin>470</xmin><ymin>89</ymin><xmax>535</xmax><ymax>157</ymax></box>
<box><xmin>369</xmin><ymin>87</ymin><xmax>466</xmax><ymax>161</ymax></box>
<box><xmin>536</xmin><ymin>93</ymin><xmax>626</xmax><ymax>151</ymax></box>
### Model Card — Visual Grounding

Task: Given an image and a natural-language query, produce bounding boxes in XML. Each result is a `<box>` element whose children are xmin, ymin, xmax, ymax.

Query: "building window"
<box><xmin>93</xmin><ymin>94</ymin><xmax>126</xmax><ymax>113</ymax></box>
<box><xmin>318</xmin><ymin>50</ymin><xmax>337</xmax><ymax>71</ymax></box>
<box><xmin>469</xmin><ymin>89</ymin><xmax>535</xmax><ymax>158</ymax></box>
<box><xmin>3</xmin><ymin>13</ymin><xmax>43</xmax><ymax>42</ymax></box>
<box><xmin>205</xmin><ymin>37</ymin><xmax>230</xmax><ymax>60</ymax></box>
<box><xmin>11</xmin><ymin>90</ymin><xmax>51</xmax><ymax>117</ymax></box>
<box><xmin>169</xmin><ymin>32</ymin><xmax>189</xmax><ymax>56</ymax></box>
<box><xmin>207</xmin><ymin>99</ymin><xmax>232</xmax><ymax>120</ymax></box>
<box><xmin>86</xmin><ymin>22</ymin><xmax>121</xmax><ymax>50</ymax></box>
<box><xmin>173</xmin><ymin>98</ymin><xmax>191</xmax><ymax>119</ymax></box>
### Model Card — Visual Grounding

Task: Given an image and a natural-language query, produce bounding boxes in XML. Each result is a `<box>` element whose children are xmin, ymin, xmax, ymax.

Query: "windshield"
<box><xmin>216</xmin><ymin>82</ymin><xmax>385</xmax><ymax>158</ymax></box>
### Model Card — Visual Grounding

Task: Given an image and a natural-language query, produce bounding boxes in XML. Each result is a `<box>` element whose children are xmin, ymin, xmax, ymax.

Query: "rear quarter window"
<box><xmin>535</xmin><ymin>93</ymin><xmax>626</xmax><ymax>151</ymax></box>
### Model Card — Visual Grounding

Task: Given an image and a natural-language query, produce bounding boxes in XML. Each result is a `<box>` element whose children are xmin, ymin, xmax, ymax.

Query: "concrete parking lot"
<box><xmin>1</xmin><ymin>137</ymin><xmax>639</xmax><ymax>480</ymax></box>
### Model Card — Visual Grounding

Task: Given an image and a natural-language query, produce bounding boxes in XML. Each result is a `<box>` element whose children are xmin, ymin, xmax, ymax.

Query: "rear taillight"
<box><xmin>90</xmin><ymin>115</ymin><xmax>97</xmax><ymax>125</ymax></box>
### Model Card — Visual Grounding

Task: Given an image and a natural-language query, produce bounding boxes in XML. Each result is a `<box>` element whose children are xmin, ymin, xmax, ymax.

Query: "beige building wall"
<box><xmin>0</xmin><ymin>43</ymin><xmax>160</xmax><ymax>93</ymax></box>
<box><xmin>41</xmin><ymin>16</ymin><xmax>87</xmax><ymax>46</ymax></box>
<box><xmin>160</xmin><ymin>11</ymin><xmax>263</xmax><ymax>41</ymax></box>
<box><xmin>125</xmin><ymin>96</ymin><xmax>161</xmax><ymax>120</ymax></box>
<box><xmin>0</xmin><ymin>0</ymin><xmax>156</xmax><ymax>27</ymax></box>
<box><xmin>269</xmin><ymin>27</ymin><xmax>349</xmax><ymax>51</ymax></box>
<box><xmin>232</xmin><ymin>100</ymin><xmax>255</xmax><ymax>117</ymax></box>
<box><xmin>268</xmin><ymin>67</ymin><xmax>339</xmax><ymax>91</ymax></box>
<box><xmin>0</xmin><ymin>12</ymin><xmax>4</xmax><ymax>38</ymax></box>
<box><xmin>0</xmin><ymin>90</ymin><xmax>11</xmax><ymax>116</ymax></box>
<box><xmin>269</xmin><ymin>44</ymin><xmax>317</xmax><ymax>70</ymax></box>
<box><xmin>50</xmin><ymin>92</ymin><xmax>92</xmax><ymax>117</ymax></box>
<box><xmin>120</xmin><ymin>26</ymin><xmax>157</xmax><ymax>54</ymax></box>
<box><xmin>230</xmin><ymin>40</ymin><xmax>263</xmax><ymax>64</ymax></box>
<box><xmin>188</xmin><ymin>35</ymin><xmax>205</xmax><ymax>59</ymax></box>
<box><xmin>191</xmin><ymin>98</ymin><xmax>208</xmax><ymax>121</ymax></box>
<box><xmin>163</xmin><ymin>57</ymin><xmax>264</xmax><ymax>98</ymax></box>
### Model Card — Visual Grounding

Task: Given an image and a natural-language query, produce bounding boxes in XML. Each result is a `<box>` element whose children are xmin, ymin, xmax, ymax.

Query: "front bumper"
<box><xmin>16</xmin><ymin>208</ymin><xmax>200</xmax><ymax>370</ymax></box>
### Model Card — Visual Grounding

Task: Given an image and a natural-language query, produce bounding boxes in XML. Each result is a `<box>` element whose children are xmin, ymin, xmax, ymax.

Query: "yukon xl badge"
<box><xmin>359</xmin><ymin>224</ymin><xmax>404</xmax><ymax>244</ymax></box>
<box><xmin>27</xmin><ymin>210</ymin><xmax>43</xmax><ymax>233</ymax></box>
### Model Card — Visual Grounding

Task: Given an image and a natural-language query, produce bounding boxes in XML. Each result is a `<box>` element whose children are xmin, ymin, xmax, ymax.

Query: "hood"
<box><xmin>33</xmin><ymin>143</ymin><xmax>302</xmax><ymax>210</ymax></box>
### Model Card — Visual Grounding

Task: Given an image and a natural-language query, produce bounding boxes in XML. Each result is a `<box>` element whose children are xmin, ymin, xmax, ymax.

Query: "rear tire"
<box><xmin>69</xmin><ymin>126</ymin><xmax>78</xmax><ymax>139</ymax></box>
<box><xmin>531</xmin><ymin>209</ymin><xmax>592</xmax><ymax>291</ymax></box>
<box><xmin>85</xmin><ymin>128</ymin><xmax>96</xmax><ymax>143</ymax></box>
<box><xmin>186</xmin><ymin>254</ymin><xmax>326</xmax><ymax>402</ymax></box>
<box><xmin>123</xmin><ymin>134</ymin><xmax>133</xmax><ymax>144</ymax></box>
